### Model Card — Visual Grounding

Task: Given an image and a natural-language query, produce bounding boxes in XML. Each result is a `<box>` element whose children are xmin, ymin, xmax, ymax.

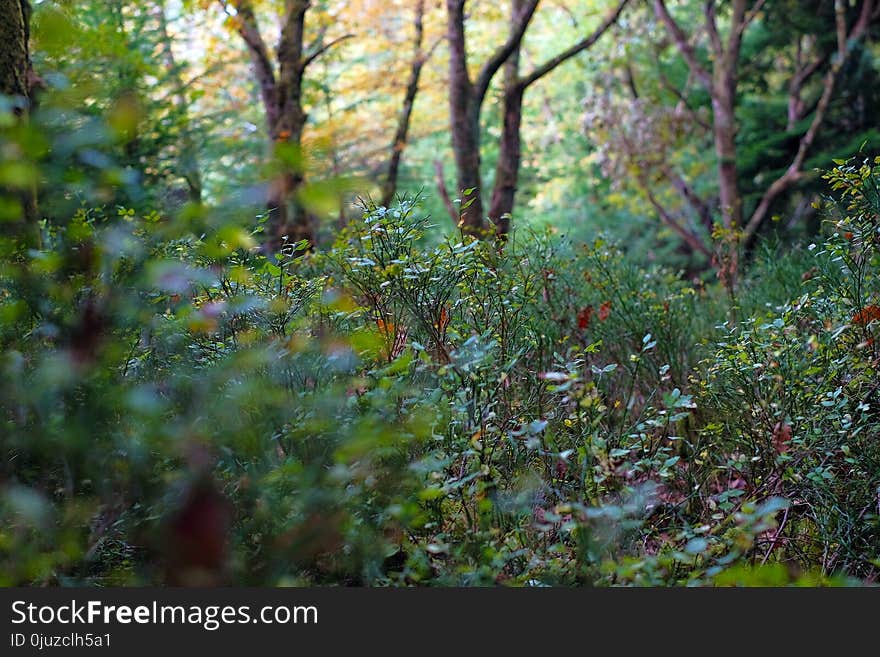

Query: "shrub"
<box><xmin>2</xmin><ymin>159</ymin><xmax>879</xmax><ymax>586</ymax></box>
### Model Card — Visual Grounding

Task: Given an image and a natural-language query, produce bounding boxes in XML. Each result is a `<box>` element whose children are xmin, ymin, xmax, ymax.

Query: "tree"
<box><xmin>488</xmin><ymin>0</ymin><xmax>629</xmax><ymax>236</ymax></box>
<box><xmin>0</xmin><ymin>0</ymin><xmax>38</xmax><ymax>236</ymax></box>
<box><xmin>587</xmin><ymin>0</ymin><xmax>876</xmax><ymax>290</ymax></box>
<box><xmin>443</xmin><ymin>0</ymin><xmax>539</xmax><ymax>235</ymax></box>
<box><xmin>0</xmin><ymin>0</ymin><xmax>31</xmax><ymax>103</ymax></box>
<box><xmin>221</xmin><ymin>0</ymin><xmax>351</xmax><ymax>251</ymax></box>
<box><xmin>440</xmin><ymin>1</ymin><xmax>629</xmax><ymax>238</ymax></box>
<box><xmin>651</xmin><ymin>0</ymin><xmax>875</xmax><ymax>288</ymax></box>
<box><xmin>381</xmin><ymin>0</ymin><xmax>437</xmax><ymax>208</ymax></box>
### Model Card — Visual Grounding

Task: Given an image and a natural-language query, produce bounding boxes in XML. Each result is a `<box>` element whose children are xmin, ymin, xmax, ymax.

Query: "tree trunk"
<box><xmin>444</xmin><ymin>0</ymin><xmax>539</xmax><ymax>236</ymax></box>
<box><xmin>652</xmin><ymin>0</ymin><xmax>874</xmax><ymax>291</ymax></box>
<box><xmin>488</xmin><ymin>0</ymin><xmax>628</xmax><ymax>237</ymax></box>
<box><xmin>488</xmin><ymin>53</ymin><xmax>523</xmax><ymax>237</ymax></box>
<box><xmin>711</xmin><ymin>82</ymin><xmax>740</xmax><ymax>232</ymax></box>
<box><xmin>0</xmin><ymin>0</ymin><xmax>30</xmax><ymax>101</ymax></box>
<box><xmin>0</xmin><ymin>0</ymin><xmax>38</xmax><ymax>239</ymax></box>
<box><xmin>711</xmin><ymin>70</ymin><xmax>741</xmax><ymax>286</ymax></box>
<box><xmin>711</xmin><ymin>2</ymin><xmax>745</xmax><ymax>235</ymax></box>
<box><xmin>654</xmin><ymin>0</ymin><xmax>744</xmax><ymax>290</ymax></box>
<box><xmin>230</xmin><ymin>0</ymin><xmax>313</xmax><ymax>252</ymax></box>
<box><xmin>382</xmin><ymin>0</ymin><xmax>427</xmax><ymax>208</ymax></box>
<box><xmin>271</xmin><ymin>0</ymin><xmax>311</xmax><ymax>249</ymax></box>
<box><xmin>446</xmin><ymin>0</ymin><xmax>485</xmax><ymax>235</ymax></box>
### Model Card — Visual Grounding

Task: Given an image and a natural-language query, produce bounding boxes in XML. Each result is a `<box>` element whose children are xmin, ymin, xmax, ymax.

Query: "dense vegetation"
<box><xmin>1</xmin><ymin>1</ymin><xmax>879</xmax><ymax>586</ymax></box>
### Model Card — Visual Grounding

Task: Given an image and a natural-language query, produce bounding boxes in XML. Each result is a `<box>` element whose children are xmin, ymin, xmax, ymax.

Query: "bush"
<box><xmin>2</xmin><ymin>159</ymin><xmax>879</xmax><ymax>586</ymax></box>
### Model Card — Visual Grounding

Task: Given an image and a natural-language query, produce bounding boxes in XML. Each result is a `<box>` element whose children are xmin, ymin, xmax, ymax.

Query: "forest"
<box><xmin>1</xmin><ymin>0</ymin><xmax>879</xmax><ymax>587</ymax></box>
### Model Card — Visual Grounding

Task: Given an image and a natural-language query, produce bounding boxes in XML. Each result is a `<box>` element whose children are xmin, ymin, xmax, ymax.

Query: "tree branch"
<box><xmin>738</xmin><ymin>0</ymin><xmax>768</xmax><ymax>36</ymax></box>
<box><xmin>704</xmin><ymin>1</ymin><xmax>722</xmax><ymax>57</ymax></box>
<box><xmin>743</xmin><ymin>0</ymin><xmax>874</xmax><ymax>241</ymax></box>
<box><xmin>434</xmin><ymin>159</ymin><xmax>459</xmax><ymax>225</ymax></box>
<box><xmin>472</xmin><ymin>0</ymin><xmax>539</xmax><ymax>106</ymax></box>
<box><xmin>518</xmin><ymin>0</ymin><xmax>629</xmax><ymax>90</ymax></box>
<box><xmin>383</xmin><ymin>0</ymin><xmax>429</xmax><ymax>206</ymax></box>
<box><xmin>664</xmin><ymin>164</ymin><xmax>714</xmax><ymax>231</ymax></box>
<box><xmin>654</xmin><ymin>0</ymin><xmax>712</xmax><ymax>88</ymax></box>
<box><xmin>724</xmin><ymin>0</ymin><xmax>748</xmax><ymax>70</ymax></box>
<box><xmin>226</xmin><ymin>0</ymin><xmax>279</xmax><ymax>127</ymax></box>
<box><xmin>657</xmin><ymin>65</ymin><xmax>711</xmax><ymax>131</ymax></box>
<box><xmin>787</xmin><ymin>51</ymin><xmax>828</xmax><ymax>129</ymax></box>
<box><xmin>645</xmin><ymin>185</ymin><xmax>713</xmax><ymax>258</ymax></box>
<box><xmin>303</xmin><ymin>33</ymin><xmax>355</xmax><ymax>70</ymax></box>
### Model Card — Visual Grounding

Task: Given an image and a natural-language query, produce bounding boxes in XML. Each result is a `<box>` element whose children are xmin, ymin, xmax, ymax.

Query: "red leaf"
<box><xmin>852</xmin><ymin>305</ymin><xmax>880</xmax><ymax>326</ymax></box>
<box><xmin>598</xmin><ymin>300</ymin><xmax>612</xmax><ymax>321</ymax></box>
<box><xmin>773</xmin><ymin>421</ymin><xmax>792</xmax><ymax>455</ymax></box>
<box><xmin>437</xmin><ymin>305</ymin><xmax>450</xmax><ymax>333</ymax></box>
<box><xmin>577</xmin><ymin>305</ymin><xmax>594</xmax><ymax>330</ymax></box>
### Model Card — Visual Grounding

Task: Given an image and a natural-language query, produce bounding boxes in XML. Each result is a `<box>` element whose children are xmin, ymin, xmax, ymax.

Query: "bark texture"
<box><xmin>0</xmin><ymin>0</ymin><xmax>30</xmax><ymax>102</ymax></box>
<box><xmin>0</xmin><ymin>0</ymin><xmax>37</xmax><ymax>236</ymax></box>
<box><xmin>444</xmin><ymin>0</ymin><xmax>538</xmax><ymax>236</ymax></box>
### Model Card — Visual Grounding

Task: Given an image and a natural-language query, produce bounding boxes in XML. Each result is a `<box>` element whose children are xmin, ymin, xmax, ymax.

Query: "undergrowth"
<box><xmin>1</xmin><ymin>158</ymin><xmax>879</xmax><ymax>586</ymax></box>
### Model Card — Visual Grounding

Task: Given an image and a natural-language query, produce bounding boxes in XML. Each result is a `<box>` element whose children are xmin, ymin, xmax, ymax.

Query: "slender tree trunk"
<box><xmin>0</xmin><ymin>0</ymin><xmax>38</xmax><ymax>240</ymax></box>
<box><xmin>654</xmin><ymin>0</ymin><xmax>745</xmax><ymax>289</ymax></box>
<box><xmin>711</xmin><ymin>81</ymin><xmax>740</xmax><ymax>232</ymax></box>
<box><xmin>446</xmin><ymin>0</ymin><xmax>484</xmax><ymax>234</ymax></box>
<box><xmin>488</xmin><ymin>51</ymin><xmax>523</xmax><ymax>236</ymax></box>
<box><xmin>382</xmin><ymin>0</ymin><xmax>427</xmax><ymax>208</ymax></box>
<box><xmin>267</xmin><ymin>0</ymin><xmax>311</xmax><ymax>249</ymax></box>
<box><xmin>711</xmin><ymin>68</ymin><xmax>741</xmax><ymax>286</ymax></box>
<box><xmin>444</xmin><ymin>0</ymin><xmax>539</xmax><ymax>236</ymax></box>
<box><xmin>488</xmin><ymin>0</ymin><xmax>628</xmax><ymax>237</ymax></box>
<box><xmin>709</xmin><ymin>1</ymin><xmax>746</xmax><ymax>289</ymax></box>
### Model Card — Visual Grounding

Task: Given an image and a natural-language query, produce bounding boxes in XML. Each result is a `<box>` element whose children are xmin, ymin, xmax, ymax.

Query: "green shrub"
<box><xmin>2</xmin><ymin>159</ymin><xmax>879</xmax><ymax>586</ymax></box>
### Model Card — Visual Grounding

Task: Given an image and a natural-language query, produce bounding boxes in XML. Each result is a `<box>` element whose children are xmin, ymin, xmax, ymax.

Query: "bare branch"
<box><xmin>704</xmin><ymin>1</ymin><xmax>722</xmax><ymax>57</ymax></box>
<box><xmin>657</xmin><ymin>66</ymin><xmax>712</xmax><ymax>131</ymax></box>
<box><xmin>518</xmin><ymin>0</ymin><xmax>629</xmax><ymax>90</ymax></box>
<box><xmin>653</xmin><ymin>0</ymin><xmax>712</xmax><ymax>88</ymax></box>
<box><xmin>725</xmin><ymin>1</ymin><xmax>748</xmax><ymax>68</ymax></box>
<box><xmin>787</xmin><ymin>51</ymin><xmax>828</xmax><ymax>129</ymax></box>
<box><xmin>226</xmin><ymin>0</ymin><xmax>279</xmax><ymax>128</ymax></box>
<box><xmin>425</xmin><ymin>34</ymin><xmax>445</xmax><ymax>61</ymax></box>
<box><xmin>624</xmin><ymin>62</ymin><xmax>639</xmax><ymax>99</ymax></box>
<box><xmin>664</xmin><ymin>164</ymin><xmax>714</xmax><ymax>231</ymax></box>
<box><xmin>738</xmin><ymin>0</ymin><xmax>768</xmax><ymax>37</ymax></box>
<box><xmin>303</xmin><ymin>33</ymin><xmax>355</xmax><ymax>70</ymax></box>
<box><xmin>383</xmin><ymin>0</ymin><xmax>429</xmax><ymax>206</ymax></box>
<box><xmin>645</xmin><ymin>186</ymin><xmax>713</xmax><ymax>258</ymax></box>
<box><xmin>473</xmin><ymin>0</ymin><xmax>539</xmax><ymax>106</ymax></box>
<box><xmin>744</xmin><ymin>0</ymin><xmax>875</xmax><ymax>240</ymax></box>
<box><xmin>434</xmin><ymin>160</ymin><xmax>459</xmax><ymax>225</ymax></box>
